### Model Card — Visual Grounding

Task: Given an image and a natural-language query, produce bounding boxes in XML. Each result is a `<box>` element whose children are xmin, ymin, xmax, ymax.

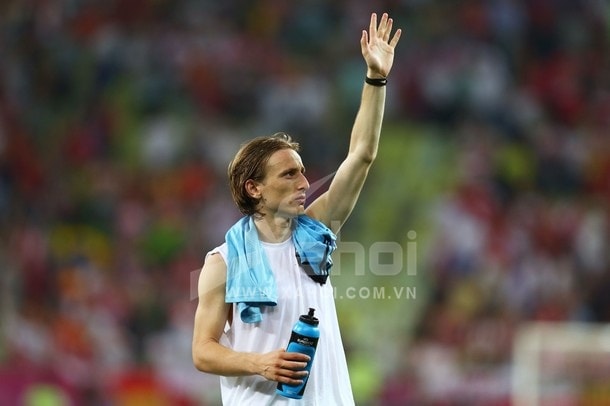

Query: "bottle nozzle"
<box><xmin>300</xmin><ymin>307</ymin><xmax>319</xmax><ymax>326</ymax></box>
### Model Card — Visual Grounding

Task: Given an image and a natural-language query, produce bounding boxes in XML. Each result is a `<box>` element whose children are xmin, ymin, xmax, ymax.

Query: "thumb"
<box><xmin>360</xmin><ymin>30</ymin><xmax>368</xmax><ymax>50</ymax></box>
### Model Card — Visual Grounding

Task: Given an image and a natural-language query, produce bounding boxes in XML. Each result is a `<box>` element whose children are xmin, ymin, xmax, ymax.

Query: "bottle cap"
<box><xmin>299</xmin><ymin>308</ymin><xmax>319</xmax><ymax>326</ymax></box>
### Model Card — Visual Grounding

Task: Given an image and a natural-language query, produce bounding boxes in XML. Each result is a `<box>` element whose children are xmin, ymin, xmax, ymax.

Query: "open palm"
<box><xmin>361</xmin><ymin>13</ymin><xmax>402</xmax><ymax>78</ymax></box>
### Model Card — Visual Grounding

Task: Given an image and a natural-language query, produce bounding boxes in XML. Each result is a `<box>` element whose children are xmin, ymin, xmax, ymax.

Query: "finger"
<box><xmin>276</xmin><ymin>367</ymin><xmax>308</xmax><ymax>384</ymax></box>
<box><xmin>276</xmin><ymin>361</ymin><xmax>307</xmax><ymax>373</ymax></box>
<box><xmin>378</xmin><ymin>13</ymin><xmax>389</xmax><ymax>37</ymax></box>
<box><xmin>264</xmin><ymin>366</ymin><xmax>304</xmax><ymax>381</ymax></box>
<box><xmin>284</xmin><ymin>360</ymin><xmax>309</xmax><ymax>370</ymax></box>
<box><xmin>360</xmin><ymin>29</ymin><xmax>368</xmax><ymax>50</ymax></box>
<box><xmin>369</xmin><ymin>12</ymin><xmax>377</xmax><ymax>37</ymax></box>
<box><xmin>282</xmin><ymin>368</ymin><xmax>308</xmax><ymax>379</ymax></box>
<box><xmin>389</xmin><ymin>28</ymin><xmax>402</xmax><ymax>48</ymax></box>
<box><xmin>277</xmin><ymin>375</ymin><xmax>305</xmax><ymax>386</ymax></box>
<box><xmin>283</xmin><ymin>368</ymin><xmax>308</xmax><ymax>378</ymax></box>
<box><xmin>383</xmin><ymin>18</ymin><xmax>393</xmax><ymax>42</ymax></box>
<box><xmin>281</xmin><ymin>351</ymin><xmax>311</xmax><ymax>362</ymax></box>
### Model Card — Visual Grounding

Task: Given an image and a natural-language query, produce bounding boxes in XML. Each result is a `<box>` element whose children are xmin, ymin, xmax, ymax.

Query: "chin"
<box><xmin>279</xmin><ymin>205</ymin><xmax>304</xmax><ymax>218</ymax></box>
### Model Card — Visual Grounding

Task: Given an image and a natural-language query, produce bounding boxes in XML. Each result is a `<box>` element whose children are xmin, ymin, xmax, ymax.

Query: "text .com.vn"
<box><xmin>334</xmin><ymin>285</ymin><xmax>417</xmax><ymax>300</ymax></box>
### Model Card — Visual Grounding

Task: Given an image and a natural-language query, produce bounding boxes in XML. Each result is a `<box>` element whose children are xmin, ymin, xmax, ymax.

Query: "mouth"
<box><xmin>293</xmin><ymin>195</ymin><xmax>307</xmax><ymax>205</ymax></box>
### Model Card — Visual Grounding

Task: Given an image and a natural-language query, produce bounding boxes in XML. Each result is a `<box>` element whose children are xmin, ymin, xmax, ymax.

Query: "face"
<box><xmin>247</xmin><ymin>149</ymin><xmax>310</xmax><ymax>218</ymax></box>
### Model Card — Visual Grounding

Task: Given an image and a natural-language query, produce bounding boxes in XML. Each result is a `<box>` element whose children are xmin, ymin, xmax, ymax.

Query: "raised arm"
<box><xmin>306</xmin><ymin>12</ymin><xmax>401</xmax><ymax>230</ymax></box>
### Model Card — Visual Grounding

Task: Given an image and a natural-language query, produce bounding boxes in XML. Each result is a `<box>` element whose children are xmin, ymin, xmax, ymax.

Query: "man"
<box><xmin>192</xmin><ymin>12</ymin><xmax>401</xmax><ymax>405</ymax></box>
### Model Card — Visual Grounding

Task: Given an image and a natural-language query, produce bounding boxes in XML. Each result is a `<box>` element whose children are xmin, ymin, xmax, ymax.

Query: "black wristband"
<box><xmin>365</xmin><ymin>76</ymin><xmax>387</xmax><ymax>87</ymax></box>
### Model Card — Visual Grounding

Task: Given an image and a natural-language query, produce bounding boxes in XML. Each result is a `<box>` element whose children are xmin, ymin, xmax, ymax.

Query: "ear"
<box><xmin>244</xmin><ymin>179</ymin><xmax>262</xmax><ymax>199</ymax></box>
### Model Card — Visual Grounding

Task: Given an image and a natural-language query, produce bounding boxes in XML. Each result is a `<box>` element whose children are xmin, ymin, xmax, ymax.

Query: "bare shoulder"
<box><xmin>198</xmin><ymin>252</ymin><xmax>227</xmax><ymax>295</ymax></box>
<box><xmin>205</xmin><ymin>251</ymin><xmax>226</xmax><ymax>268</ymax></box>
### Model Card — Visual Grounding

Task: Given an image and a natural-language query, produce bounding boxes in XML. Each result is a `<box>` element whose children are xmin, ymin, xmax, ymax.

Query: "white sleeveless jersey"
<box><xmin>208</xmin><ymin>238</ymin><xmax>354</xmax><ymax>406</ymax></box>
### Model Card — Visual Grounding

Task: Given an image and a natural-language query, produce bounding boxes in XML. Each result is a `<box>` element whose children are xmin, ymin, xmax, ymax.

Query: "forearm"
<box><xmin>193</xmin><ymin>338</ymin><xmax>261</xmax><ymax>376</ymax></box>
<box><xmin>348</xmin><ymin>79</ymin><xmax>387</xmax><ymax>163</ymax></box>
<box><xmin>193</xmin><ymin>337</ymin><xmax>310</xmax><ymax>385</ymax></box>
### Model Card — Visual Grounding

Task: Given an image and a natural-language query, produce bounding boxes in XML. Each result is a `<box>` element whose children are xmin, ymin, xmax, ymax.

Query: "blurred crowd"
<box><xmin>378</xmin><ymin>0</ymin><xmax>610</xmax><ymax>405</ymax></box>
<box><xmin>0</xmin><ymin>0</ymin><xmax>608</xmax><ymax>405</ymax></box>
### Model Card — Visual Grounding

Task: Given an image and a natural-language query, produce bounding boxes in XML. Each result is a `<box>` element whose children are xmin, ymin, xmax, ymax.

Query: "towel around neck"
<box><xmin>224</xmin><ymin>215</ymin><xmax>336</xmax><ymax>323</ymax></box>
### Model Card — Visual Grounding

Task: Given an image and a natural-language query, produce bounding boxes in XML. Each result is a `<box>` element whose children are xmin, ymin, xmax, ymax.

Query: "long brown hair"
<box><xmin>228</xmin><ymin>132</ymin><xmax>300</xmax><ymax>215</ymax></box>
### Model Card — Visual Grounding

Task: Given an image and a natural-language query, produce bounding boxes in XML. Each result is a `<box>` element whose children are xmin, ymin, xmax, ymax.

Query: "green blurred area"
<box><xmin>334</xmin><ymin>122</ymin><xmax>457</xmax><ymax>403</ymax></box>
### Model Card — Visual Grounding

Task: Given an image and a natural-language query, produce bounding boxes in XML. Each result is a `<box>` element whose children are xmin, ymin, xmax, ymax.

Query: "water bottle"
<box><xmin>276</xmin><ymin>308</ymin><xmax>319</xmax><ymax>399</ymax></box>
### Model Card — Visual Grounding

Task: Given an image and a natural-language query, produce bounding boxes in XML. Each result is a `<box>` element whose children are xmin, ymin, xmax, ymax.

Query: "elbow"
<box><xmin>192</xmin><ymin>350</ymin><xmax>207</xmax><ymax>372</ymax></box>
<box><xmin>358</xmin><ymin>150</ymin><xmax>377</xmax><ymax>165</ymax></box>
<box><xmin>192</xmin><ymin>356</ymin><xmax>206</xmax><ymax>373</ymax></box>
<box><xmin>192</xmin><ymin>342</ymin><xmax>214</xmax><ymax>373</ymax></box>
<box><xmin>193</xmin><ymin>353</ymin><xmax>215</xmax><ymax>374</ymax></box>
<box><xmin>365</xmin><ymin>152</ymin><xmax>377</xmax><ymax>165</ymax></box>
<box><xmin>351</xmin><ymin>144</ymin><xmax>378</xmax><ymax>165</ymax></box>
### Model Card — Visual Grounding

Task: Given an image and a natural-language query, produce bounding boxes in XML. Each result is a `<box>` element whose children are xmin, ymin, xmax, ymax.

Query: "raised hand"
<box><xmin>360</xmin><ymin>12</ymin><xmax>402</xmax><ymax>78</ymax></box>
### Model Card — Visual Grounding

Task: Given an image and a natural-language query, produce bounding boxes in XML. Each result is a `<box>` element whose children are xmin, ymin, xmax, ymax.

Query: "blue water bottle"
<box><xmin>276</xmin><ymin>308</ymin><xmax>320</xmax><ymax>399</ymax></box>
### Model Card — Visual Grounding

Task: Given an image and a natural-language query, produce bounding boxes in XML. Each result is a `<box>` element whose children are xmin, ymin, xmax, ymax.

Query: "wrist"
<box><xmin>366</xmin><ymin>69</ymin><xmax>386</xmax><ymax>79</ymax></box>
<box><xmin>250</xmin><ymin>353</ymin><xmax>265</xmax><ymax>376</ymax></box>
<box><xmin>365</xmin><ymin>76</ymin><xmax>387</xmax><ymax>87</ymax></box>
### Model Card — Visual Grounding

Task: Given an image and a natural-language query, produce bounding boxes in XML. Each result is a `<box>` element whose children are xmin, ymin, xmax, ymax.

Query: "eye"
<box><xmin>283</xmin><ymin>169</ymin><xmax>298</xmax><ymax>178</ymax></box>
<box><xmin>281</xmin><ymin>166</ymin><xmax>305</xmax><ymax>178</ymax></box>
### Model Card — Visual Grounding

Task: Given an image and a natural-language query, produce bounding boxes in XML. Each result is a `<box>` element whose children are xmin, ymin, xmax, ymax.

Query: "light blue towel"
<box><xmin>225</xmin><ymin>215</ymin><xmax>336</xmax><ymax>323</ymax></box>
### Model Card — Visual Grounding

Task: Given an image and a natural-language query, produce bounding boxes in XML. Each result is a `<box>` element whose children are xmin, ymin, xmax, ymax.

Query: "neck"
<box><xmin>253</xmin><ymin>214</ymin><xmax>295</xmax><ymax>243</ymax></box>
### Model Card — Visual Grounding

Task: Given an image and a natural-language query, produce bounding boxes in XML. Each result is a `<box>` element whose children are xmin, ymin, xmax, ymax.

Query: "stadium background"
<box><xmin>0</xmin><ymin>0</ymin><xmax>609</xmax><ymax>404</ymax></box>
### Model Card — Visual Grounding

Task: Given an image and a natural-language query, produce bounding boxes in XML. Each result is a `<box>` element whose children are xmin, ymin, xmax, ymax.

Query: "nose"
<box><xmin>298</xmin><ymin>173</ymin><xmax>310</xmax><ymax>191</ymax></box>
